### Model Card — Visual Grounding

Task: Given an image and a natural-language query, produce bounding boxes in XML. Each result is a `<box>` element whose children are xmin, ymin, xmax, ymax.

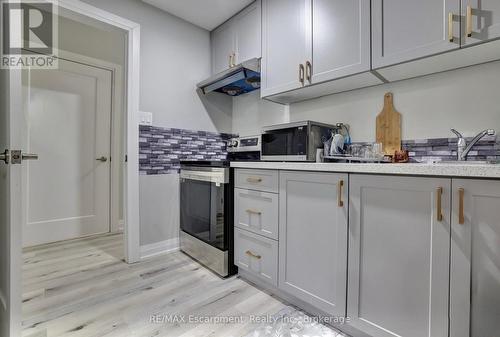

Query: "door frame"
<box><xmin>53</xmin><ymin>0</ymin><xmax>141</xmax><ymax>263</ymax></box>
<box><xmin>5</xmin><ymin>1</ymin><xmax>141</xmax><ymax>334</ymax></box>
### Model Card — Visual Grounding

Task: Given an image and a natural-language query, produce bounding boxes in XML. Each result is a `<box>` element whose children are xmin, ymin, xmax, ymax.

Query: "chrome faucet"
<box><xmin>451</xmin><ymin>129</ymin><xmax>496</xmax><ymax>161</ymax></box>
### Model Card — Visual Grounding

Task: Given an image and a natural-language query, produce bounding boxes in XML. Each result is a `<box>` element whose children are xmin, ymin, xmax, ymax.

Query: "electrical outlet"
<box><xmin>139</xmin><ymin>111</ymin><xmax>153</xmax><ymax>126</ymax></box>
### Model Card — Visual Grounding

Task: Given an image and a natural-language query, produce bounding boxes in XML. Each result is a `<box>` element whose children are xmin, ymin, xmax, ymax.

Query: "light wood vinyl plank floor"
<box><xmin>22</xmin><ymin>233</ymin><xmax>287</xmax><ymax>337</ymax></box>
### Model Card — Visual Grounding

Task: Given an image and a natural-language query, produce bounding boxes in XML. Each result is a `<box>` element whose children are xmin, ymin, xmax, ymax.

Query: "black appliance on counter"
<box><xmin>261</xmin><ymin>121</ymin><xmax>335</xmax><ymax>162</ymax></box>
<box><xmin>179</xmin><ymin>161</ymin><xmax>236</xmax><ymax>277</ymax></box>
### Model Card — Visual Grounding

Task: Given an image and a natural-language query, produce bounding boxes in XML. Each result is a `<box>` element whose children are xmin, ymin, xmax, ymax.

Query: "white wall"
<box><xmin>139</xmin><ymin>175</ymin><xmax>180</xmax><ymax>246</ymax></box>
<box><xmin>57</xmin><ymin>15</ymin><xmax>126</xmax><ymax>65</ymax></box>
<box><xmin>82</xmin><ymin>0</ymin><xmax>231</xmax><ymax>133</ymax></box>
<box><xmin>233</xmin><ymin>61</ymin><xmax>500</xmax><ymax>141</ymax></box>
<box><xmin>80</xmin><ymin>0</ymin><xmax>232</xmax><ymax>249</ymax></box>
<box><xmin>232</xmin><ymin>90</ymin><xmax>289</xmax><ymax>136</ymax></box>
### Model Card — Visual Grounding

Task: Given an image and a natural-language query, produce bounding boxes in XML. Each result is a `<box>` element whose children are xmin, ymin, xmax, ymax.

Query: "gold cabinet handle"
<box><xmin>466</xmin><ymin>5</ymin><xmax>473</xmax><ymax>37</ymax></box>
<box><xmin>246</xmin><ymin>209</ymin><xmax>262</xmax><ymax>215</ymax></box>
<box><xmin>436</xmin><ymin>187</ymin><xmax>443</xmax><ymax>222</ymax></box>
<box><xmin>231</xmin><ymin>52</ymin><xmax>236</xmax><ymax>67</ymax></box>
<box><xmin>448</xmin><ymin>12</ymin><xmax>454</xmax><ymax>42</ymax></box>
<box><xmin>338</xmin><ymin>180</ymin><xmax>344</xmax><ymax>207</ymax></box>
<box><xmin>246</xmin><ymin>177</ymin><xmax>262</xmax><ymax>183</ymax></box>
<box><xmin>305</xmin><ymin>61</ymin><xmax>312</xmax><ymax>84</ymax></box>
<box><xmin>299</xmin><ymin>64</ymin><xmax>305</xmax><ymax>86</ymax></box>
<box><xmin>246</xmin><ymin>250</ymin><xmax>262</xmax><ymax>260</ymax></box>
<box><xmin>458</xmin><ymin>188</ymin><xmax>465</xmax><ymax>225</ymax></box>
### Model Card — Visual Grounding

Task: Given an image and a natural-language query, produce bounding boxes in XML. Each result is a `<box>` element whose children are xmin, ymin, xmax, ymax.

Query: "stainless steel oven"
<box><xmin>179</xmin><ymin>161</ymin><xmax>236</xmax><ymax>277</ymax></box>
<box><xmin>261</xmin><ymin>121</ymin><xmax>335</xmax><ymax>161</ymax></box>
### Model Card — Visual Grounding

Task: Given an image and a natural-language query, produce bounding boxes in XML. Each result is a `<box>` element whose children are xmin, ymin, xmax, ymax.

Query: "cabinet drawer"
<box><xmin>234</xmin><ymin>228</ymin><xmax>278</xmax><ymax>286</ymax></box>
<box><xmin>235</xmin><ymin>169</ymin><xmax>279</xmax><ymax>193</ymax></box>
<box><xmin>235</xmin><ymin>188</ymin><xmax>279</xmax><ymax>240</ymax></box>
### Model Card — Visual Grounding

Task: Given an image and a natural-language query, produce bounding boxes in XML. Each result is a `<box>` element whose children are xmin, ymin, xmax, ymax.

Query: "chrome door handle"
<box><xmin>0</xmin><ymin>149</ymin><xmax>9</xmax><ymax>164</ymax></box>
<box><xmin>10</xmin><ymin>150</ymin><xmax>38</xmax><ymax>164</ymax></box>
<box><xmin>96</xmin><ymin>156</ymin><xmax>108</xmax><ymax>162</ymax></box>
<box><xmin>22</xmin><ymin>153</ymin><xmax>39</xmax><ymax>160</ymax></box>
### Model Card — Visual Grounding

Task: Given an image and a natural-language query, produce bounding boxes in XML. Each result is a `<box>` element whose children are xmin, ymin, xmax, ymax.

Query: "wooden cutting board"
<box><xmin>376</xmin><ymin>92</ymin><xmax>402</xmax><ymax>155</ymax></box>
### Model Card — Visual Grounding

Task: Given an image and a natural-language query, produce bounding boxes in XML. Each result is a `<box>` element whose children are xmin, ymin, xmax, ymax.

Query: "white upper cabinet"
<box><xmin>450</xmin><ymin>179</ymin><xmax>500</xmax><ymax>337</ymax></box>
<box><xmin>311</xmin><ymin>0</ymin><xmax>371</xmax><ymax>83</ymax></box>
<box><xmin>212</xmin><ymin>22</ymin><xmax>236</xmax><ymax>74</ymax></box>
<box><xmin>234</xmin><ymin>0</ymin><xmax>262</xmax><ymax>65</ymax></box>
<box><xmin>261</xmin><ymin>0</ymin><xmax>312</xmax><ymax>97</ymax></box>
<box><xmin>462</xmin><ymin>0</ymin><xmax>500</xmax><ymax>46</ymax></box>
<box><xmin>211</xmin><ymin>0</ymin><xmax>261</xmax><ymax>74</ymax></box>
<box><xmin>262</xmin><ymin>0</ymin><xmax>373</xmax><ymax>98</ymax></box>
<box><xmin>348</xmin><ymin>175</ymin><xmax>451</xmax><ymax>337</ymax></box>
<box><xmin>372</xmin><ymin>0</ymin><xmax>460</xmax><ymax>69</ymax></box>
<box><xmin>279</xmin><ymin>171</ymin><xmax>348</xmax><ymax>317</ymax></box>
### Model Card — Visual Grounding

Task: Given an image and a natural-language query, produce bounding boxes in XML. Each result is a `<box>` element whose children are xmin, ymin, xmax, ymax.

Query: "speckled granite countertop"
<box><xmin>230</xmin><ymin>161</ymin><xmax>500</xmax><ymax>178</ymax></box>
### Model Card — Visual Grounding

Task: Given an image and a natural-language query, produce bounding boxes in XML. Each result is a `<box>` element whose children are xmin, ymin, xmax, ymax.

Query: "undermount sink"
<box><xmin>432</xmin><ymin>160</ymin><xmax>499</xmax><ymax>165</ymax></box>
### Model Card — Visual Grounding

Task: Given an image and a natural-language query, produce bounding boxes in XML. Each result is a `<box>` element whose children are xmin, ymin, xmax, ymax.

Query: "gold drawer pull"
<box><xmin>338</xmin><ymin>180</ymin><xmax>344</xmax><ymax>207</ymax></box>
<box><xmin>466</xmin><ymin>5</ymin><xmax>473</xmax><ymax>37</ymax></box>
<box><xmin>246</xmin><ymin>209</ymin><xmax>262</xmax><ymax>215</ymax></box>
<box><xmin>458</xmin><ymin>188</ymin><xmax>465</xmax><ymax>225</ymax></box>
<box><xmin>437</xmin><ymin>187</ymin><xmax>443</xmax><ymax>222</ymax></box>
<box><xmin>245</xmin><ymin>250</ymin><xmax>262</xmax><ymax>260</ymax></box>
<box><xmin>299</xmin><ymin>64</ymin><xmax>305</xmax><ymax>86</ymax></box>
<box><xmin>305</xmin><ymin>60</ymin><xmax>312</xmax><ymax>84</ymax></box>
<box><xmin>448</xmin><ymin>12</ymin><xmax>454</xmax><ymax>42</ymax></box>
<box><xmin>246</xmin><ymin>177</ymin><xmax>262</xmax><ymax>183</ymax></box>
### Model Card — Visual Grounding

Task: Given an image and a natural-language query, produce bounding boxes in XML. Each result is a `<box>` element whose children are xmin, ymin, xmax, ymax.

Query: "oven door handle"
<box><xmin>180</xmin><ymin>169</ymin><xmax>228</xmax><ymax>185</ymax></box>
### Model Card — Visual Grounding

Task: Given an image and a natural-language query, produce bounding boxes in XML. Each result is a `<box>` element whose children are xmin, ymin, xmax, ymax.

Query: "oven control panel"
<box><xmin>227</xmin><ymin>135</ymin><xmax>261</xmax><ymax>153</ymax></box>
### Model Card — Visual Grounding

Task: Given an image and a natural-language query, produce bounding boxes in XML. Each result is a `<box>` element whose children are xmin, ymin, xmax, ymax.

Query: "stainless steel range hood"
<box><xmin>197</xmin><ymin>58</ymin><xmax>261</xmax><ymax>96</ymax></box>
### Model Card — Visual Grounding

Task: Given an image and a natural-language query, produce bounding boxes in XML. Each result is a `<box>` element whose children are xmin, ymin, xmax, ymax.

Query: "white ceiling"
<box><xmin>142</xmin><ymin>0</ymin><xmax>254</xmax><ymax>31</ymax></box>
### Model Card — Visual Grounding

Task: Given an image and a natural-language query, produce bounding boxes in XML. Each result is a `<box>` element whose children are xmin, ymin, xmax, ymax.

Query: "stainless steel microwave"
<box><xmin>261</xmin><ymin>121</ymin><xmax>336</xmax><ymax>161</ymax></box>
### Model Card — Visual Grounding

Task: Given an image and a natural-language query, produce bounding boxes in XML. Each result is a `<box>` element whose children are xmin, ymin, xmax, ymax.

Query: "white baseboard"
<box><xmin>117</xmin><ymin>219</ymin><xmax>124</xmax><ymax>232</ymax></box>
<box><xmin>140</xmin><ymin>237</ymin><xmax>179</xmax><ymax>259</ymax></box>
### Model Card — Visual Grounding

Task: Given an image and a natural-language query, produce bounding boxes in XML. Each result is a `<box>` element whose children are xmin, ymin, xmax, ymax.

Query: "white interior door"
<box><xmin>0</xmin><ymin>68</ymin><xmax>23</xmax><ymax>337</ymax></box>
<box><xmin>22</xmin><ymin>58</ymin><xmax>113</xmax><ymax>247</ymax></box>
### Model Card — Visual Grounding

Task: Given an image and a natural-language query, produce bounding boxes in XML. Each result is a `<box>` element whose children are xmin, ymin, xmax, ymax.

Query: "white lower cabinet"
<box><xmin>450</xmin><ymin>179</ymin><xmax>500</xmax><ymax>337</ymax></box>
<box><xmin>348</xmin><ymin>175</ymin><xmax>451</xmax><ymax>337</ymax></box>
<box><xmin>234</xmin><ymin>227</ymin><xmax>278</xmax><ymax>286</ymax></box>
<box><xmin>278</xmin><ymin>171</ymin><xmax>348</xmax><ymax>317</ymax></box>
<box><xmin>233</xmin><ymin>169</ymin><xmax>499</xmax><ymax>337</ymax></box>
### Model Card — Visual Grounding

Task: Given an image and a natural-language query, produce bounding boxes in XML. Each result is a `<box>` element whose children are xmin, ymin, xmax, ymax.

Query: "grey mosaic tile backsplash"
<box><xmin>403</xmin><ymin>135</ymin><xmax>499</xmax><ymax>163</ymax></box>
<box><xmin>139</xmin><ymin>125</ymin><xmax>233</xmax><ymax>175</ymax></box>
<box><xmin>139</xmin><ymin>125</ymin><xmax>499</xmax><ymax>175</ymax></box>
